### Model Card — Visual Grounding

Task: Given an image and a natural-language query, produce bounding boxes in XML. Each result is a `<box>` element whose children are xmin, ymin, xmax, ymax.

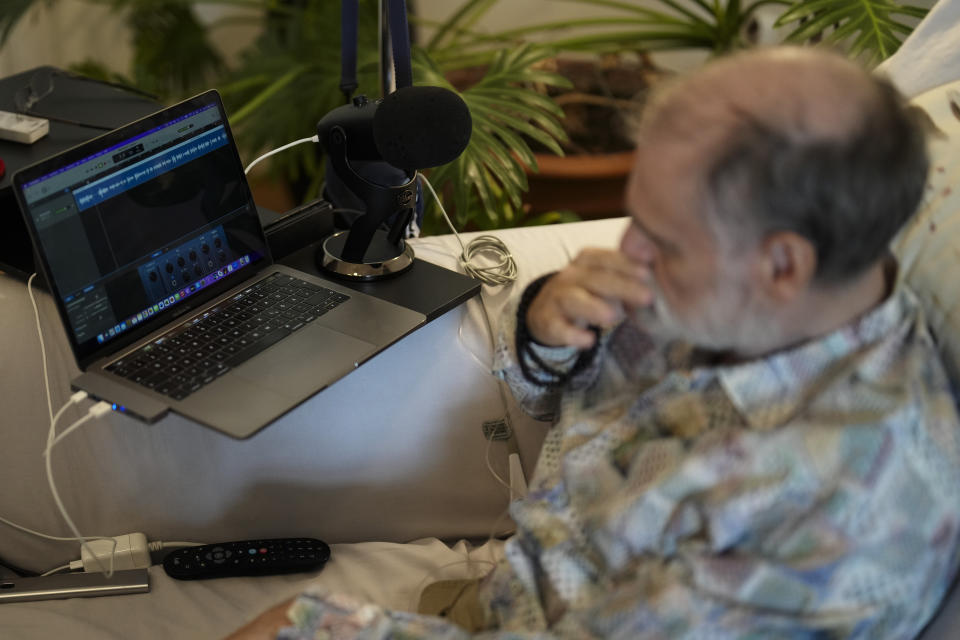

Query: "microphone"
<box><xmin>316</xmin><ymin>85</ymin><xmax>471</xmax><ymax>280</ymax></box>
<box><xmin>317</xmin><ymin>85</ymin><xmax>472</xmax><ymax>170</ymax></box>
<box><xmin>373</xmin><ymin>85</ymin><xmax>472</xmax><ymax>170</ymax></box>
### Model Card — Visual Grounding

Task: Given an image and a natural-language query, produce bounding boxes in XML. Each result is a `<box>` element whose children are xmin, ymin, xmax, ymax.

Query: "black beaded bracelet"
<box><xmin>515</xmin><ymin>273</ymin><xmax>601</xmax><ymax>388</ymax></box>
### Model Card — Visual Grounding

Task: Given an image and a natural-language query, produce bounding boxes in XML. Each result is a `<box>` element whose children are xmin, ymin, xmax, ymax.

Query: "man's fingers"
<box><xmin>580</xmin><ymin>275</ymin><xmax>652</xmax><ymax>308</ymax></box>
<box><xmin>524</xmin><ymin>247</ymin><xmax>655</xmax><ymax>347</ymax></box>
<box><xmin>556</xmin><ymin>288</ymin><xmax>624</xmax><ymax>329</ymax></box>
<box><xmin>526</xmin><ymin>290</ymin><xmax>603</xmax><ymax>348</ymax></box>
<box><xmin>536</xmin><ymin>314</ymin><xmax>599</xmax><ymax>350</ymax></box>
<box><xmin>573</xmin><ymin>248</ymin><xmax>649</xmax><ymax>279</ymax></box>
<box><xmin>555</xmin><ymin>267</ymin><xmax>652</xmax><ymax>310</ymax></box>
<box><xmin>527</xmin><ymin>288</ymin><xmax>625</xmax><ymax>348</ymax></box>
<box><xmin>566</xmin><ymin>250</ymin><xmax>652</xmax><ymax>307</ymax></box>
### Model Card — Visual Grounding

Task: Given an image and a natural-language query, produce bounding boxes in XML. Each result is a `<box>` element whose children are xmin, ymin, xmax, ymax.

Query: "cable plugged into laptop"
<box><xmin>42</xmin><ymin>391</ymin><xmax>120</xmax><ymax>576</ymax></box>
<box><xmin>14</xmin><ymin>273</ymin><xmax>202</xmax><ymax>581</ymax></box>
<box><xmin>47</xmin><ymin>393</ymin><xmax>113</xmax><ymax>448</ymax></box>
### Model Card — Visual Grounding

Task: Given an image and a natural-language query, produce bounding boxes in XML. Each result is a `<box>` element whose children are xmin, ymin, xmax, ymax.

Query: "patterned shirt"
<box><xmin>279</xmin><ymin>277</ymin><xmax>960</xmax><ymax>639</ymax></box>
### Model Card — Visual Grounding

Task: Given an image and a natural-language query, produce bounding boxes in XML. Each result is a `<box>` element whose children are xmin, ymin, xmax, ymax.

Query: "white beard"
<box><xmin>632</xmin><ymin>265</ymin><xmax>786</xmax><ymax>357</ymax></box>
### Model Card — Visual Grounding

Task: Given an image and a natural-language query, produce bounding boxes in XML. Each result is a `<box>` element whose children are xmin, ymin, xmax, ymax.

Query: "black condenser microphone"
<box><xmin>317</xmin><ymin>85</ymin><xmax>471</xmax><ymax>170</ymax></box>
<box><xmin>316</xmin><ymin>84</ymin><xmax>471</xmax><ymax>280</ymax></box>
<box><xmin>373</xmin><ymin>85</ymin><xmax>472</xmax><ymax>170</ymax></box>
<box><xmin>316</xmin><ymin>95</ymin><xmax>380</xmax><ymax>162</ymax></box>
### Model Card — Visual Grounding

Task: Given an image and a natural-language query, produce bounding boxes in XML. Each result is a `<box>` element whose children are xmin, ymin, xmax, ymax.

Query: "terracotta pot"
<box><xmin>524</xmin><ymin>150</ymin><xmax>635</xmax><ymax>220</ymax></box>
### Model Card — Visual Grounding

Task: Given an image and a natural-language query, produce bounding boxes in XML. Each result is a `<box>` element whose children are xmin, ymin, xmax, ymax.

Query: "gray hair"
<box><xmin>705</xmin><ymin>74</ymin><xmax>929</xmax><ymax>285</ymax></box>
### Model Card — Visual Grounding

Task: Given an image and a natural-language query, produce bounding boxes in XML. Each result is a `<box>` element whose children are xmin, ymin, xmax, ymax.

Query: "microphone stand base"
<box><xmin>319</xmin><ymin>229</ymin><xmax>415</xmax><ymax>281</ymax></box>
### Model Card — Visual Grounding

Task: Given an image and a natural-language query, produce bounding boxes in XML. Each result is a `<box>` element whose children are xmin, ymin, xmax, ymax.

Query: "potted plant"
<box><xmin>418</xmin><ymin>0</ymin><xmax>930</xmax><ymax>218</ymax></box>
<box><xmin>0</xmin><ymin>0</ymin><xmax>929</xmax><ymax>229</ymax></box>
<box><xmin>0</xmin><ymin>0</ymin><xmax>573</xmax><ymax>233</ymax></box>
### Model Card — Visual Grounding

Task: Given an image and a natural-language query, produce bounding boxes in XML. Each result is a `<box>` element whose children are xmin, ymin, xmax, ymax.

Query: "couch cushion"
<box><xmin>892</xmin><ymin>78</ymin><xmax>960</xmax><ymax>640</ymax></box>
<box><xmin>892</xmin><ymin>78</ymin><xmax>960</xmax><ymax>384</ymax></box>
<box><xmin>0</xmin><ymin>538</ymin><xmax>501</xmax><ymax>640</ymax></box>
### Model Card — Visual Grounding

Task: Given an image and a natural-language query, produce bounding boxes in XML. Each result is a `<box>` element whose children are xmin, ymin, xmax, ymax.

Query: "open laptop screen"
<box><xmin>14</xmin><ymin>90</ymin><xmax>271</xmax><ymax>368</ymax></box>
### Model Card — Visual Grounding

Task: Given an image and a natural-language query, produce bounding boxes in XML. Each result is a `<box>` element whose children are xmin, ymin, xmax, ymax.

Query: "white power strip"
<box><xmin>79</xmin><ymin>533</ymin><xmax>151</xmax><ymax>573</ymax></box>
<box><xmin>0</xmin><ymin>110</ymin><xmax>49</xmax><ymax>144</ymax></box>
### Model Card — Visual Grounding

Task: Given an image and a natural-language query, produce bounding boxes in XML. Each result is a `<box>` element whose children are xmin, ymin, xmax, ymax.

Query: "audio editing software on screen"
<box><xmin>20</xmin><ymin>104</ymin><xmax>263</xmax><ymax>348</ymax></box>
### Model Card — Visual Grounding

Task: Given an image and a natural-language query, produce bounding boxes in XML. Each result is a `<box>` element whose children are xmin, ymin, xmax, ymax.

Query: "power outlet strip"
<box><xmin>0</xmin><ymin>111</ymin><xmax>49</xmax><ymax>144</ymax></box>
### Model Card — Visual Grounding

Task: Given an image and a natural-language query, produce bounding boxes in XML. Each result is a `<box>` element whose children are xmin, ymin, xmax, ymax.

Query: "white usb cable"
<box><xmin>43</xmin><ymin>392</ymin><xmax>116</xmax><ymax>576</ymax></box>
<box><xmin>416</xmin><ymin>174</ymin><xmax>527</xmax><ymax>498</ymax></box>
<box><xmin>16</xmin><ymin>274</ymin><xmax>119</xmax><ymax>576</ymax></box>
<box><xmin>27</xmin><ymin>273</ymin><xmax>53</xmax><ymax>425</ymax></box>
<box><xmin>244</xmin><ymin>135</ymin><xmax>319</xmax><ymax>175</ymax></box>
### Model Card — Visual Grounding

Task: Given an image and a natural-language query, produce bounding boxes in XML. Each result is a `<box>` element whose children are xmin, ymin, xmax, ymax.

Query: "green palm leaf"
<box><xmin>775</xmin><ymin>0</ymin><xmax>927</xmax><ymax>65</ymax></box>
<box><xmin>413</xmin><ymin>44</ymin><xmax>570</xmax><ymax>233</ymax></box>
<box><xmin>218</xmin><ymin>0</ymin><xmax>380</xmax><ymax>193</ymax></box>
<box><xmin>125</xmin><ymin>2</ymin><xmax>225</xmax><ymax>98</ymax></box>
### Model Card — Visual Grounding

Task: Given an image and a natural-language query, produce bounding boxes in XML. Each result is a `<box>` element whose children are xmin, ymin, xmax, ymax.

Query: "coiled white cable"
<box><xmin>417</xmin><ymin>174</ymin><xmax>517</xmax><ymax>287</ymax></box>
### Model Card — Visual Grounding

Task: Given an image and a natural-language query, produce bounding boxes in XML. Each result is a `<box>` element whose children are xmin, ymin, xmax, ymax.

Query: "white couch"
<box><xmin>0</xmin><ymin>216</ymin><xmax>634</xmax><ymax>638</ymax></box>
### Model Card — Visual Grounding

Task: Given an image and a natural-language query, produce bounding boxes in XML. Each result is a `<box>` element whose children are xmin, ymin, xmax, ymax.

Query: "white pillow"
<box><xmin>892</xmin><ymin>78</ymin><xmax>960</xmax><ymax>382</ymax></box>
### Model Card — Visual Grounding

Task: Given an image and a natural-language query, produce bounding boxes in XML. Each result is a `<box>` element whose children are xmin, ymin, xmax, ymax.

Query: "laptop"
<box><xmin>13</xmin><ymin>89</ymin><xmax>425</xmax><ymax>439</ymax></box>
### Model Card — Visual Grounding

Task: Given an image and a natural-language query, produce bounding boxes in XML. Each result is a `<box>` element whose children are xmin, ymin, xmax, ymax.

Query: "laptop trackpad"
<box><xmin>231</xmin><ymin>323</ymin><xmax>376</xmax><ymax>398</ymax></box>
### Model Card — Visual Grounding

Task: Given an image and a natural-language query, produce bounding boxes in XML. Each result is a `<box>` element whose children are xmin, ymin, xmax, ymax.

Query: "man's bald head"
<box><xmin>642</xmin><ymin>48</ymin><xmax>878</xmax><ymax>145</ymax></box>
<box><xmin>636</xmin><ymin>47</ymin><xmax>928</xmax><ymax>285</ymax></box>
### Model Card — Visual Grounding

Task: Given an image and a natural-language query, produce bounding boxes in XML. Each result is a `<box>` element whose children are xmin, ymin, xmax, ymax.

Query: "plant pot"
<box><xmin>446</xmin><ymin>54</ymin><xmax>657</xmax><ymax>225</ymax></box>
<box><xmin>524</xmin><ymin>150</ymin><xmax>635</xmax><ymax>220</ymax></box>
<box><xmin>517</xmin><ymin>55</ymin><xmax>658</xmax><ymax>220</ymax></box>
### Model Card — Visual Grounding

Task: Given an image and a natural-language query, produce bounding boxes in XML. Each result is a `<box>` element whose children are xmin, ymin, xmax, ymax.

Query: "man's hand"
<box><xmin>526</xmin><ymin>248</ymin><xmax>652</xmax><ymax>349</ymax></box>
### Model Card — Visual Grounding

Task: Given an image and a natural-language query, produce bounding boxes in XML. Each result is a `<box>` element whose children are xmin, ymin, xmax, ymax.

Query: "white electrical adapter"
<box><xmin>79</xmin><ymin>533</ymin><xmax>151</xmax><ymax>573</ymax></box>
<box><xmin>0</xmin><ymin>110</ymin><xmax>49</xmax><ymax>144</ymax></box>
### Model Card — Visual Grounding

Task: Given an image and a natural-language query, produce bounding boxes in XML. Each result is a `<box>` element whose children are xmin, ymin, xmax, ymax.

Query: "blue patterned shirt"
<box><xmin>280</xmin><ymin>278</ymin><xmax>960</xmax><ymax>639</ymax></box>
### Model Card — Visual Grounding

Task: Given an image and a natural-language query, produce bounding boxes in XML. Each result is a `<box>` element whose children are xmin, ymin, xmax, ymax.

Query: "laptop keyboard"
<box><xmin>105</xmin><ymin>273</ymin><xmax>350</xmax><ymax>401</ymax></box>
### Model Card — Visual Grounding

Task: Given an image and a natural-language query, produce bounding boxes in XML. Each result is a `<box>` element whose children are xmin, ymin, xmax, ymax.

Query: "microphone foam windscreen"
<box><xmin>373</xmin><ymin>85</ymin><xmax>472</xmax><ymax>170</ymax></box>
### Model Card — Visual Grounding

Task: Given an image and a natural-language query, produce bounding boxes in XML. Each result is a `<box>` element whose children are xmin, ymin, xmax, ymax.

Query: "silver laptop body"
<box><xmin>13</xmin><ymin>90</ymin><xmax>424</xmax><ymax>438</ymax></box>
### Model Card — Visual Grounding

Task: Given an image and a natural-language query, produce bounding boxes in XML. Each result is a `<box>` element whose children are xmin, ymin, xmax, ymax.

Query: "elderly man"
<box><xmin>228</xmin><ymin>46</ymin><xmax>960</xmax><ymax>639</ymax></box>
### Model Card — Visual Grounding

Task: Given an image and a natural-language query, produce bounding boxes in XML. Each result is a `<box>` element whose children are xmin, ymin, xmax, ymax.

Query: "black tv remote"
<box><xmin>162</xmin><ymin>538</ymin><xmax>330</xmax><ymax>580</ymax></box>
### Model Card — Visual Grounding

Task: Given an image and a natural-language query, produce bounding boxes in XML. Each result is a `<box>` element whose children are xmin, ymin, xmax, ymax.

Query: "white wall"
<box><xmin>0</xmin><ymin>1</ymin><xmax>132</xmax><ymax>78</ymax></box>
<box><xmin>1</xmin><ymin>0</ymin><xmax>938</xmax><ymax>85</ymax></box>
<box><xmin>0</xmin><ymin>0</ymin><xmax>712</xmax><ymax>83</ymax></box>
<box><xmin>0</xmin><ymin>1</ymin><xmax>262</xmax><ymax>79</ymax></box>
<box><xmin>413</xmin><ymin>0</ymin><xmax>709</xmax><ymax>72</ymax></box>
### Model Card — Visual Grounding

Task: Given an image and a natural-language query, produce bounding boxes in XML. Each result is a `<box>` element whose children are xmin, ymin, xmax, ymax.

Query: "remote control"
<box><xmin>162</xmin><ymin>538</ymin><xmax>330</xmax><ymax>580</ymax></box>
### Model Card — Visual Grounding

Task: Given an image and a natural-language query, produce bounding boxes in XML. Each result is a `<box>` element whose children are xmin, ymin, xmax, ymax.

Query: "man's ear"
<box><xmin>757</xmin><ymin>231</ymin><xmax>817</xmax><ymax>302</ymax></box>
